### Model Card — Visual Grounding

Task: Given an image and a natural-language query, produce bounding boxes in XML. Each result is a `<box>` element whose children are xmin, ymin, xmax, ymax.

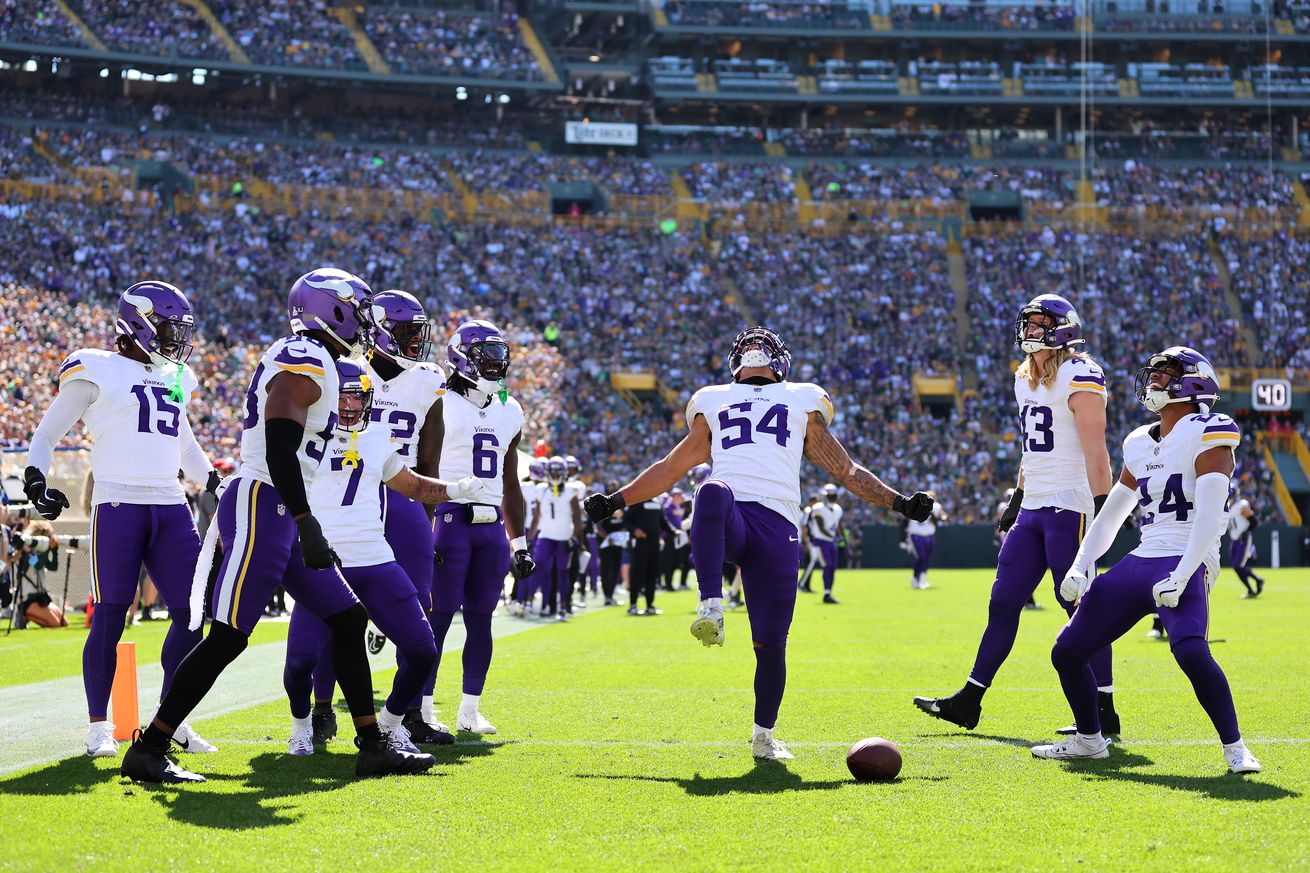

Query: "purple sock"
<box><xmin>690</xmin><ymin>481</ymin><xmax>733</xmax><ymax>601</ymax></box>
<box><xmin>461</xmin><ymin>611</ymin><xmax>494</xmax><ymax>696</ymax></box>
<box><xmin>429</xmin><ymin>610</ymin><xmax>456</xmax><ymax>690</ymax></box>
<box><xmin>1051</xmin><ymin>641</ymin><xmax>1100</xmax><ymax>734</ymax></box>
<box><xmin>1088</xmin><ymin>644</ymin><xmax>1113</xmax><ymax>689</ymax></box>
<box><xmin>387</xmin><ymin>639</ymin><xmax>437</xmax><ymax>716</ymax></box>
<box><xmin>969</xmin><ymin>597</ymin><xmax>1024</xmax><ymax>687</ymax></box>
<box><xmin>1172</xmin><ymin>638</ymin><xmax>1241</xmax><ymax>744</ymax></box>
<box><xmin>159</xmin><ymin>610</ymin><xmax>201</xmax><ymax>699</ymax></box>
<box><xmin>83</xmin><ymin>603</ymin><xmax>129</xmax><ymax>719</ymax></box>
<box><xmin>752</xmin><ymin>646</ymin><xmax>787</xmax><ymax>730</ymax></box>
<box><xmin>283</xmin><ymin>652</ymin><xmax>316</xmax><ymax>720</ymax></box>
<box><xmin>312</xmin><ymin>638</ymin><xmax>337</xmax><ymax>705</ymax></box>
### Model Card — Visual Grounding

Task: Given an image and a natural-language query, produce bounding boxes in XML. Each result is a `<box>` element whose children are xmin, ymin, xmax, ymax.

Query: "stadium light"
<box><xmin>498</xmin><ymin>94</ymin><xmax>511</xmax><ymax>105</ymax></box>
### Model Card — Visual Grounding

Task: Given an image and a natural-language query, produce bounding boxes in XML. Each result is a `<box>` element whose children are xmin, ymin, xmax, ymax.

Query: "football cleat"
<box><xmin>120</xmin><ymin>732</ymin><xmax>205</xmax><ymax>783</ymax></box>
<box><xmin>288</xmin><ymin>726</ymin><xmax>315</xmax><ymax>756</ymax></box>
<box><xmin>173</xmin><ymin>721</ymin><xmax>218</xmax><ymax>753</ymax></box>
<box><xmin>456</xmin><ymin>710</ymin><xmax>498</xmax><ymax>735</ymax></box>
<box><xmin>644</xmin><ymin>607</ymin><xmax>663</xmax><ymax>616</ymax></box>
<box><xmin>354</xmin><ymin>735</ymin><xmax>435</xmax><ymax>778</ymax></box>
<box><xmin>1031</xmin><ymin>734</ymin><xmax>1110</xmax><ymax>760</ymax></box>
<box><xmin>1224</xmin><ymin>741</ymin><xmax>1262</xmax><ymax>774</ymax></box>
<box><xmin>312</xmin><ymin>707</ymin><xmax>338</xmax><ymax>744</ymax></box>
<box><xmin>822</xmin><ymin>593</ymin><xmax>839</xmax><ymax>604</ymax></box>
<box><xmin>913</xmin><ymin>691</ymin><xmax>981</xmax><ymax>730</ymax></box>
<box><xmin>402</xmin><ymin>710</ymin><xmax>456</xmax><ymax>746</ymax></box>
<box><xmin>690</xmin><ymin>598</ymin><xmax>725</xmax><ymax>647</ymax></box>
<box><xmin>383</xmin><ymin>722</ymin><xmax>422</xmax><ymax>755</ymax></box>
<box><xmin>555</xmin><ymin>611</ymin><xmax>569</xmax><ymax>622</ymax></box>
<box><xmin>751</xmin><ymin>733</ymin><xmax>795</xmax><ymax>761</ymax></box>
<box><xmin>86</xmin><ymin>722</ymin><xmax>119</xmax><ymax>758</ymax></box>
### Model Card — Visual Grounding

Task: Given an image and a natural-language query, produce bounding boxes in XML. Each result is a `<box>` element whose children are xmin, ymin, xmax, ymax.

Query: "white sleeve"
<box><xmin>1070</xmin><ymin>481</ymin><xmax>1138</xmax><ymax>576</ymax></box>
<box><xmin>178</xmin><ymin>416</ymin><xmax>213</xmax><ymax>483</ymax></box>
<box><xmin>1171</xmin><ymin>473</ymin><xmax>1230</xmax><ymax>584</ymax></box>
<box><xmin>381</xmin><ymin>450</ymin><xmax>406</xmax><ymax>483</ymax></box>
<box><xmin>27</xmin><ymin>379</ymin><xmax>98</xmax><ymax>474</ymax></box>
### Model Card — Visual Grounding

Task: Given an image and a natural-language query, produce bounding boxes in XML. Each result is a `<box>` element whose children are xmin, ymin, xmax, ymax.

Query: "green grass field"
<box><xmin>2</xmin><ymin>569</ymin><xmax>1307</xmax><ymax>872</ymax></box>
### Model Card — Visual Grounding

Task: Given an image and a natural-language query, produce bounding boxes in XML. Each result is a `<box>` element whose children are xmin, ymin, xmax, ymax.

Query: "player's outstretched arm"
<box><xmin>802</xmin><ymin>413</ymin><xmax>930</xmax><ymax>520</ymax></box>
<box><xmin>23</xmin><ymin>380</ymin><xmax>95</xmax><ymax>519</ymax></box>
<box><xmin>415</xmin><ymin>397</ymin><xmax>444</xmax><ymax>522</ymax></box>
<box><xmin>1070</xmin><ymin>391</ymin><xmax>1113</xmax><ymax>510</ymax></box>
<box><xmin>384</xmin><ymin>467</ymin><xmax>483</xmax><ymax>506</ymax></box>
<box><xmin>583</xmin><ymin>416</ymin><xmax>711</xmax><ymax>522</ymax></box>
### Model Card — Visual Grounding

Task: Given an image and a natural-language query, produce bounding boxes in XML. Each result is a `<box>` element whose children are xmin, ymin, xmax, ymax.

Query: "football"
<box><xmin>846</xmin><ymin>737</ymin><xmax>903</xmax><ymax>782</ymax></box>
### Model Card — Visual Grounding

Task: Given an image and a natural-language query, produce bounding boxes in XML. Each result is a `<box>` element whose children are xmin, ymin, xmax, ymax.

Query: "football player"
<box><xmin>1034</xmin><ymin>347</ymin><xmax>1261</xmax><ymax>774</ymax></box>
<box><xmin>565</xmin><ymin>455</ymin><xmax>596</xmax><ymax>605</ymax></box>
<box><xmin>914</xmin><ymin>295</ymin><xmax>1119</xmax><ymax>735</ymax></box>
<box><xmin>25</xmin><ymin>281</ymin><xmax>218</xmax><ymax>758</ymax></box>
<box><xmin>905</xmin><ymin>492</ymin><xmax>947</xmax><ymax>591</ymax></box>
<box><xmin>120</xmin><ymin>268</ymin><xmax>433</xmax><ymax>783</ymax></box>
<box><xmin>429</xmin><ymin>320</ymin><xmax>535</xmax><ymax>735</ymax></box>
<box><xmin>527</xmin><ymin>456</ymin><xmax>583</xmax><ymax>621</ymax></box>
<box><xmin>284</xmin><ymin>359</ymin><xmax>483</xmax><ymax>756</ymax></box>
<box><xmin>1226</xmin><ymin>489</ymin><xmax>1265</xmax><ymax>598</ymax></box>
<box><xmin>809</xmin><ymin>483</ymin><xmax>845</xmax><ymax>603</ymax></box>
<box><xmin>584</xmin><ymin>327</ymin><xmax>933</xmax><ymax>760</ymax></box>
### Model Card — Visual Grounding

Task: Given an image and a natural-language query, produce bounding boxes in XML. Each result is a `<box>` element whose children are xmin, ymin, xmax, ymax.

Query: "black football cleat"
<box><xmin>822</xmin><ymin>593</ymin><xmax>839</xmax><ymax>604</ymax></box>
<box><xmin>402</xmin><ymin>710</ymin><xmax>455</xmax><ymax>746</ymax></box>
<box><xmin>1057</xmin><ymin>693</ymin><xmax>1121</xmax><ymax>737</ymax></box>
<box><xmin>312</xmin><ymin>706</ymin><xmax>337</xmax><ymax>745</ymax></box>
<box><xmin>354</xmin><ymin>736</ymin><xmax>436</xmax><ymax>778</ymax></box>
<box><xmin>913</xmin><ymin>692</ymin><xmax>981</xmax><ymax>730</ymax></box>
<box><xmin>120</xmin><ymin>733</ymin><xmax>205</xmax><ymax>784</ymax></box>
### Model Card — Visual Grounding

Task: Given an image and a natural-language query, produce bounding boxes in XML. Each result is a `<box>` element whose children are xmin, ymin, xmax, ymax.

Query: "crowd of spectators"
<box><xmin>360</xmin><ymin>7</ymin><xmax>542</xmax><ymax>79</ymax></box>
<box><xmin>449</xmin><ymin>151</ymin><xmax>672</xmax><ymax>196</ymax></box>
<box><xmin>70</xmin><ymin>0</ymin><xmax>230</xmax><ymax>60</ymax></box>
<box><xmin>1219</xmin><ymin>230</ymin><xmax>1310</xmax><ymax>370</ymax></box>
<box><xmin>210</xmin><ymin>0</ymin><xmax>365</xmax><ymax>69</ymax></box>
<box><xmin>661</xmin><ymin>0</ymin><xmax>868</xmax><ymax>28</ymax></box>
<box><xmin>0</xmin><ymin>0</ymin><xmax>87</xmax><ymax>47</ymax></box>
<box><xmin>805</xmin><ymin>162</ymin><xmax>1074</xmax><ymax>206</ymax></box>
<box><xmin>682</xmin><ymin>161</ymin><xmax>796</xmax><ymax>203</ymax></box>
<box><xmin>891</xmin><ymin>4</ymin><xmax>1076</xmax><ymax>31</ymax></box>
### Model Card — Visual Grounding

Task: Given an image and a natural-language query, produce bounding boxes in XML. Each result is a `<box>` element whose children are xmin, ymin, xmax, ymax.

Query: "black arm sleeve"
<box><xmin>265</xmin><ymin>418</ymin><xmax>311</xmax><ymax>518</ymax></box>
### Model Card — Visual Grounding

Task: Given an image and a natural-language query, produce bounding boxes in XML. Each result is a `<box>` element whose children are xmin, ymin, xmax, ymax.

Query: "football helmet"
<box><xmin>565</xmin><ymin>455</ymin><xmax>581</xmax><ymax>479</ymax></box>
<box><xmin>546</xmin><ymin>455</ymin><xmax>568</xmax><ymax>484</ymax></box>
<box><xmin>288</xmin><ymin>268</ymin><xmax>371</xmax><ymax>357</ymax></box>
<box><xmin>1013</xmin><ymin>294</ymin><xmax>1084</xmax><ymax>355</ymax></box>
<box><xmin>334</xmin><ymin>358</ymin><xmax>374</xmax><ymax>433</ymax></box>
<box><xmin>729</xmin><ymin>327</ymin><xmax>790</xmax><ymax>382</ymax></box>
<box><xmin>116</xmin><ymin>281</ymin><xmax>196</xmax><ymax>367</ymax></box>
<box><xmin>448</xmin><ymin>320</ymin><xmax>510</xmax><ymax>395</ymax></box>
<box><xmin>691</xmin><ymin>464</ymin><xmax>712</xmax><ymax>485</ymax></box>
<box><xmin>367</xmin><ymin>289</ymin><xmax>432</xmax><ymax>370</ymax></box>
<box><xmin>822</xmin><ymin>483</ymin><xmax>839</xmax><ymax>503</ymax></box>
<box><xmin>1134</xmin><ymin>346</ymin><xmax>1220</xmax><ymax>413</ymax></box>
<box><xmin>528</xmin><ymin>458</ymin><xmax>546</xmax><ymax>483</ymax></box>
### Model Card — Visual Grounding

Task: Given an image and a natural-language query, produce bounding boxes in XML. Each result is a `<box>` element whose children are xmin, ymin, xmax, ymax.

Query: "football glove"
<box><xmin>1059</xmin><ymin>568</ymin><xmax>1091</xmax><ymax>604</ymax></box>
<box><xmin>893</xmin><ymin>491</ymin><xmax>934</xmax><ymax>523</ymax></box>
<box><xmin>23</xmin><ymin>466</ymin><xmax>69</xmax><ymax>521</ymax></box>
<box><xmin>1093</xmin><ymin>493</ymin><xmax>1107</xmax><ymax>518</ymax></box>
<box><xmin>510</xmin><ymin>548</ymin><xmax>536</xmax><ymax>581</ymax></box>
<box><xmin>996</xmin><ymin>487</ymin><xmax>1024</xmax><ymax>534</ymax></box>
<box><xmin>583</xmin><ymin>491</ymin><xmax>625</xmax><ymax>524</ymax></box>
<box><xmin>446</xmin><ymin>476</ymin><xmax>486</xmax><ymax>502</ymax></box>
<box><xmin>295</xmin><ymin>514</ymin><xmax>339</xmax><ymax>570</ymax></box>
<box><xmin>1152</xmin><ymin>574</ymin><xmax>1187</xmax><ymax>609</ymax></box>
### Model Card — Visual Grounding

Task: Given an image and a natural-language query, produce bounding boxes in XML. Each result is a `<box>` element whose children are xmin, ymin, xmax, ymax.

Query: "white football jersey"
<box><xmin>311</xmin><ymin>424</ymin><xmax>406</xmax><ymax>567</ymax></box>
<box><xmin>1016</xmin><ymin>356</ymin><xmax>1108</xmax><ymax>515</ymax></box>
<box><xmin>367</xmin><ymin>361</ymin><xmax>446</xmax><ymax>469</ymax></box>
<box><xmin>1227</xmin><ymin>497</ymin><xmax>1252</xmax><ymax>539</ymax></box>
<box><xmin>1122</xmin><ymin>413</ymin><xmax>1240</xmax><ymax>570</ymax></box>
<box><xmin>907</xmin><ymin>503</ymin><xmax>946</xmax><ymax>537</ymax></box>
<box><xmin>524</xmin><ymin>481</ymin><xmax>544</xmax><ymax>531</ymax></box>
<box><xmin>533</xmin><ymin>482</ymin><xmax>577</xmax><ymax>541</ymax></box>
<box><xmin>59</xmin><ymin>349</ymin><xmax>199</xmax><ymax>504</ymax></box>
<box><xmin>439</xmin><ymin>389</ymin><xmax>524</xmax><ymax>505</ymax></box>
<box><xmin>686</xmin><ymin>380</ymin><xmax>833</xmax><ymax>529</ymax></box>
<box><xmin>238</xmin><ymin>336</ymin><xmax>339</xmax><ymax>489</ymax></box>
<box><xmin>809</xmin><ymin>502</ymin><xmax>843</xmax><ymax>541</ymax></box>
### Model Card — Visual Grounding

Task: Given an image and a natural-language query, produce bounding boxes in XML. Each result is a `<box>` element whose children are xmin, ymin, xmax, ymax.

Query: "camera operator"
<box><xmin>5</xmin><ymin>517</ymin><xmax>69</xmax><ymax>628</ymax></box>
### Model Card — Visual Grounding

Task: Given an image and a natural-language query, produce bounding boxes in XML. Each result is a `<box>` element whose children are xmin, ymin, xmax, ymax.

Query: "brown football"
<box><xmin>846</xmin><ymin>737</ymin><xmax>902</xmax><ymax>781</ymax></box>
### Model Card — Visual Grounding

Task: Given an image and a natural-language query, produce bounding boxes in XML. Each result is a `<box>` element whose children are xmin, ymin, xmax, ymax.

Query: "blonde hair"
<box><xmin>1016</xmin><ymin>348</ymin><xmax>1095</xmax><ymax>390</ymax></box>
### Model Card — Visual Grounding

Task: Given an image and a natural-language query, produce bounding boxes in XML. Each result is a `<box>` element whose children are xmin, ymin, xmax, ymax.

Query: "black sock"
<box><xmin>958</xmin><ymin>682</ymin><xmax>985</xmax><ymax>706</ymax></box>
<box><xmin>1098</xmin><ymin>690</ymin><xmax>1115</xmax><ymax>711</ymax></box>
<box><xmin>324</xmin><ymin>604</ymin><xmax>375</xmax><ymax>720</ymax></box>
<box><xmin>313</xmin><ymin>701</ymin><xmax>333</xmax><ymax>715</ymax></box>
<box><xmin>357</xmin><ymin>721</ymin><xmax>383</xmax><ymax>745</ymax></box>
<box><xmin>141</xmin><ymin>724</ymin><xmax>172</xmax><ymax>751</ymax></box>
<box><xmin>154</xmin><ymin>622</ymin><xmax>248</xmax><ymax>734</ymax></box>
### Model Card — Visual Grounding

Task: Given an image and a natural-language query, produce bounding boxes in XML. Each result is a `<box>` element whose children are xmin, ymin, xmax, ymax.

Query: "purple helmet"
<box><xmin>1014</xmin><ymin>294</ymin><xmax>1085</xmax><ymax>354</ymax></box>
<box><xmin>1134</xmin><ymin>346</ymin><xmax>1220</xmax><ymax>413</ymax></box>
<box><xmin>691</xmin><ymin>463</ymin><xmax>711</xmax><ymax>485</ymax></box>
<box><xmin>822</xmin><ymin>483</ymin><xmax>839</xmax><ymax>502</ymax></box>
<box><xmin>546</xmin><ymin>455</ymin><xmax>568</xmax><ymax>483</ymax></box>
<box><xmin>116</xmin><ymin>281</ymin><xmax>196</xmax><ymax>366</ymax></box>
<box><xmin>367</xmin><ymin>289</ymin><xmax>432</xmax><ymax>370</ymax></box>
<box><xmin>334</xmin><ymin>358</ymin><xmax>374</xmax><ymax>433</ymax></box>
<box><xmin>287</xmin><ymin>268</ymin><xmax>371</xmax><ymax>356</ymax></box>
<box><xmin>528</xmin><ymin>458</ymin><xmax>546</xmax><ymax>482</ymax></box>
<box><xmin>729</xmin><ymin>327</ymin><xmax>790</xmax><ymax>382</ymax></box>
<box><xmin>448</xmin><ymin>319</ymin><xmax>510</xmax><ymax>391</ymax></box>
<box><xmin>565</xmin><ymin>455</ymin><xmax>580</xmax><ymax>478</ymax></box>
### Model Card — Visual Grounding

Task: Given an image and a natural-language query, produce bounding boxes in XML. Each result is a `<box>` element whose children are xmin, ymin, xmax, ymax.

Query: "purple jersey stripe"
<box><xmin>1204</xmin><ymin>423</ymin><xmax>1241</xmax><ymax>434</ymax></box>
<box><xmin>59</xmin><ymin>357</ymin><xmax>83</xmax><ymax>374</ymax></box>
<box><xmin>1070</xmin><ymin>374</ymin><xmax>1106</xmax><ymax>386</ymax></box>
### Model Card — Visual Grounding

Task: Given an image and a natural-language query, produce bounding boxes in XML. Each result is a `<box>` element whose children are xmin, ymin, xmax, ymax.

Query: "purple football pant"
<box><xmin>1228</xmin><ymin>534</ymin><xmax>1258</xmax><ymax>589</ymax></box>
<box><xmin>84</xmin><ymin>502</ymin><xmax>201</xmax><ymax>719</ymax></box>
<box><xmin>430</xmin><ymin>503</ymin><xmax>511</xmax><ymax>696</ymax></box>
<box><xmin>911</xmin><ymin>534</ymin><xmax>934</xmax><ymax>577</ymax></box>
<box><xmin>969</xmin><ymin>506</ymin><xmax>1112</xmax><ymax>689</ymax></box>
<box><xmin>285</xmin><ymin>561</ymin><xmax>436</xmax><ymax>719</ymax></box>
<box><xmin>532</xmin><ymin>537</ymin><xmax>572</xmax><ymax>612</ymax></box>
<box><xmin>586</xmin><ymin>534</ymin><xmax>600</xmax><ymax>591</ymax></box>
<box><xmin>690</xmin><ymin>481</ymin><xmax>800</xmax><ymax>730</ymax></box>
<box><xmin>1052</xmin><ymin>554</ymin><xmax>1240</xmax><ymax>743</ymax></box>
<box><xmin>815</xmin><ymin>539</ymin><xmax>838</xmax><ymax>592</ymax></box>
<box><xmin>381</xmin><ymin>487</ymin><xmax>437</xmax><ymax>707</ymax></box>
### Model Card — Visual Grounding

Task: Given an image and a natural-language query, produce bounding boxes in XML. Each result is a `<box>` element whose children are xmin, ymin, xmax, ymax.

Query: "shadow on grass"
<box><xmin>0</xmin><ymin>755</ymin><xmax>111</xmax><ymax>797</ymax></box>
<box><xmin>1079</xmin><ymin>767</ymin><xmax>1300</xmax><ymax>802</ymax></box>
<box><xmin>576</xmin><ymin>760</ymin><xmax>852</xmax><ymax>796</ymax></box>
<box><xmin>917</xmin><ymin>732</ymin><xmax>1038</xmax><ymax>748</ymax></box>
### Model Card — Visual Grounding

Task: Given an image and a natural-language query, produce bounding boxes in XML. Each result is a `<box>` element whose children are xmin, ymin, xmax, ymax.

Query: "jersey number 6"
<box><xmin>473</xmin><ymin>433</ymin><xmax>499</xmax><ymax>479</ymax></box>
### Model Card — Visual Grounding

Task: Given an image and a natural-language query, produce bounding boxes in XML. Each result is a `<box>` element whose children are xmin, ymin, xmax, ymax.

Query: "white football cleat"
<box><xmin>384</xmin><ymin>722</ymin><xmax>423</xmax><ymax>755</ymax></box>
<box><xmin>85</xmin><ymin>722</ymin><xmax>119</xmax><ymax>758</ymax></box>
<box><xmin>456</xmin><ymin>710</ymin><xmax>498</xmax><ymax>735</ymax></box>
<box><xmin>1224</xmin><ymin>741</ymin><xmax>1262</xmax><ymax>774</ymax></box>
<box><xmin>690</xmin><ymin>597</ymin><xmax>725</xmax><ymax>647</ymax></box>
<box><xmin>173</xmin><ymin>721</ymin><xmax>219</xmax><ymax>753</ymax></box>
<box><xmin>1031</xmin><ymin>734</ymin><xmax>1110</xmax><ymax>760</ymax></box>
<box><xmin>288</xmin><ymin>726</ymin><xmax>315</xmax><ymax>756</ymax></box>
<box><xmin>751</xmin><ymin>733</ymin><xmax>795</xmax><ymax>761</ymax></box>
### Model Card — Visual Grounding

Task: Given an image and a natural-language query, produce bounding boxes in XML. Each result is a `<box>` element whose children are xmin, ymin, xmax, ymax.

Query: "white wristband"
<box><xmin>510</xmin><ymin>536</ymin><xmax>527</xmax><ymax>552</ymax></box>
